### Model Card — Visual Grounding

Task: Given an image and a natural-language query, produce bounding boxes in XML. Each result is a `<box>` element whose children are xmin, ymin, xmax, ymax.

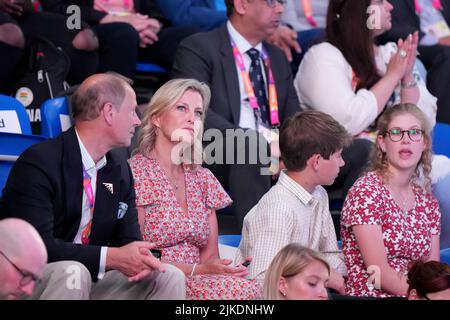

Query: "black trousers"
<box><xmin>419</xmin><ymin>44</ymin><xmax>450</xmax><ymax>124</ymax></box>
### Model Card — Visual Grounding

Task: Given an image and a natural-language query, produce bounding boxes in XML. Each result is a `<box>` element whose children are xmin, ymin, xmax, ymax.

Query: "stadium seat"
<box><xmin>136</xmin><ymin>62</ymin><xmax>169</xmax><ymax>74</ymax></box>
<box><xmin>440</xmin><ymin>248</ymin><xmax>450</xmax><ymax>265</ymax></box>
<box><xmin>41</xmin><ymin>97</ymin><xmax>71</xmax><ymax>138</ymax></box>
<box><xmin>0</xmin><ymin>94</ymin><xmax>32</xmax><ymax>134</ymax></box>
<box><xmin>0</xmin><ymin>132</ymin><xmax>46</xmax><ymax>192</ymax></box>
<box><xmin>433</xmin><ymin>122</ymin><xmax>450</xmax><ymax>158</ymax></box>
<box><xmin>218</xmin><ymin>234</ymin><xmax>242</xmax><ymax>248</ymax></box>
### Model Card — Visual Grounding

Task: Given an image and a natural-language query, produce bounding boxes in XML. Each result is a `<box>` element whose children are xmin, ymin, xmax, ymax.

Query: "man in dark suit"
<box><xmin>0</xmin><ymin>73</ymin><xmax>185</xmax><ymax>299</ymax></box>
<box><xmin>172</xmin><ymin>0</ymin><xmax>301</xmax><ymax>230</ymax></box>
<box><xmin>378</xmin><ymin>0</ymin><xmax>450</xmax><ymax>124</ymax></box>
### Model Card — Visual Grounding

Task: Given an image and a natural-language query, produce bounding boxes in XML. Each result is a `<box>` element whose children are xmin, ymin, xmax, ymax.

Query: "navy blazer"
<box><xmin>0</xmin><ymin>127</ymin><xmax>141</xmax><ymax>280</ymax></box>
<box><xmin>172</xmin><ymin>24</ymin><xmax>301</xmax><ymax>132</ymax></box>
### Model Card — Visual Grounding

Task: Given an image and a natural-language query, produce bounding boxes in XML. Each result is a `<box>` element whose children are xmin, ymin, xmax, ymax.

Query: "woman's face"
<box><xmin>279</xmin><ymin>260</ymin><xmax>330</xmax><ymax>300</ymax></box>
<box><xmin>377</xmin><ymin>113</ymin><xmax>427</xmax><ymax>174</ymax></box>
<box><xmin>151</xmin><ymin>90</ymin><xmax>204</xmax><ymax>146</ymax></box>
<box><xmin>369</xmin><ymin>0</ymin><xmax>393</xmax><ymax>37</ymax></box>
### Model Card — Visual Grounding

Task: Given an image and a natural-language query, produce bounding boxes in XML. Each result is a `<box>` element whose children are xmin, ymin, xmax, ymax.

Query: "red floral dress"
<box><xmin>129</xmin><ymin>154</ymin><xmax>262</xmax><ymax>300</ymax></box>
<box><xmin>341</xmin><ymin>171</ymin><xmax>441</xmax><ymax>298</ymax></box>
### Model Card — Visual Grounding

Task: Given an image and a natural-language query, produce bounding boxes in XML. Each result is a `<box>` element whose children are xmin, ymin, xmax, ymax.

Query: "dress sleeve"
<box><xmin>427</xmin><ymin>194</ymin><xmax>441</xmax><ymax>236</ymax></box>
<box><xmin>201</xmin><ymin>168</ymin><xmax>232</xmax><ymax>210</ymax></box>
<box><xmin>128</xmin><ymin>155</ymin><xmax>154</xmax><ymax>207</ymax></box>
<box><xmin>341</xmin><ymin>175</ymin><xmax>384</xmax><ymax>227</ymax></box>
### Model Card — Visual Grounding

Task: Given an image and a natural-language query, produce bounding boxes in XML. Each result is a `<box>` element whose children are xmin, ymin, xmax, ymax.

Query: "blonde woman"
<box><xmin>128</xmin><ymin>78</ymin><xmax>261</xmax><ymax>300</ymax></box>
<box><xmin>264</xmin><ymin>244</ymin><xmax>330</xmax><ymax>300</ymax></box>
<box><xmin>341</xmin><ymin>104</ymin><xmax>441</xmax><ymax>298</ymax></box>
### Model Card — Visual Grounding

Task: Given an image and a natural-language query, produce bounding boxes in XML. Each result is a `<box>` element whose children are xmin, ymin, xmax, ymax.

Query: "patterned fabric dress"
<box><xmin>341</xmin><ymin>171</ymin><xmax>441</xmax><ymax>298</ymax></box>
<box><xmin>129</xmin><ymin>154</ymin><xmax>262</xmax><ymax>300</ymax></box>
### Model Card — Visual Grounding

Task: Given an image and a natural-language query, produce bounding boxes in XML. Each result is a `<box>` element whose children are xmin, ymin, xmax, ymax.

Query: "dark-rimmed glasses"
<box><xmin>264</xmin><ymin>0</ymin><xmax>287</xmax><ymax>7</ymax></box>
<box><xmin>0</xmin><ymin>250</ymin><xmax>39</xmax><ymax>286</ymax></box>
<box><xmin>385</xmin><ymin>128</ymin><xmax>424</xmax><ymax>142</ymax></box>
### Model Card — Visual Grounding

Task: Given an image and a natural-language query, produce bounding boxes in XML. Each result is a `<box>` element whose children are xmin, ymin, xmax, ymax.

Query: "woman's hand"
<box><xmin>198</xmin><ymin>258</ymin><xmax>249</xmax><ymax>278</ymax></box>
<box><xmin>402</xmin><ymin>32</ymin><xmax>419</xmax><ymax>81</ymax></box>
<box><xmin>386</xmin><ymin>37</ymin><xmax>411</xmax><ymax>82</ymax></box>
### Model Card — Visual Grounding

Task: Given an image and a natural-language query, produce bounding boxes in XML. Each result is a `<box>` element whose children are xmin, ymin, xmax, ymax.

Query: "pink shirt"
<box><xmin>94</xmin><ymin>0</ymin><xmax>135</xmax><ymax>15</ymax></box>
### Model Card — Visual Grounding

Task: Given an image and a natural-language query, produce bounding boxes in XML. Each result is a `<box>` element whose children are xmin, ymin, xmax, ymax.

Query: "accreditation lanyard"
<box><xmin>81</xmin><ymin>168</ymin><xmax>95</xmax><ymax>245</ymax></box>
<box><xmin>229</xmin><ymin>36</ymin><xmax>280</xmax><ymax>128</ymax></box>
<box><xmin>301</xmin><ymin>0</ymin><xmax>317</xmax><ymax>27</ymax></box>
<box><xmin>414</xmin><ymin>0</ymin><xmax>443</xmax><ymax>14</ymax></box>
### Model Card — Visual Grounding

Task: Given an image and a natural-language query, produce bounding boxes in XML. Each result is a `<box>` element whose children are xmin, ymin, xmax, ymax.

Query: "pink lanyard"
<box><xmin>414</xmin><ymin>0</ymin><xmax>443</xmax><ymax>14</ymax></box>
<box><xmin>301</xmin><ymin>0</ymin><xmax>317</xmax><ymax>27</ymax></box>
<box><xmin>229</xmin><ymin>36</ymin><xmax>280</xmax><ymax>128</ymax></box>
<box><xmin>81</xmin><ymin>168</ymin><xmax>95</xmax><ymax>245</ymax></box>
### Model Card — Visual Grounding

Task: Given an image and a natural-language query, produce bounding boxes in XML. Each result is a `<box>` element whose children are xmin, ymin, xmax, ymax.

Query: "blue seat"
<box><xmin>218</xmin><ymin>234</ymin><xmax>241</xmax><ymax>247</ymax></box>
<box><xmin>441</xmin><ymin>248</ymin><xmax>450</xmax><ymax>265</ymax></box>
<box><xmin>136</xmin><ymin>63</ymin><xmax>168</xmax><ymax>74</ymax></box>
<box><xmin>433</xmin><ymin>122</ymin><xmax>450</xmax><ymax>158</ymax></box>
<box><xmin>41</xmin><ymin>97</ymin><xmax>70</xmax><ymax>138</ymax></box>
<box><xmin>0</xmin><ymin>132</ymin><xmax>46</xmax><ymax>193</ymax></box>
<box><xmin>0</xmin><ymin>94</ymin><xmax>32</xmax><ymax>134</ymax></box>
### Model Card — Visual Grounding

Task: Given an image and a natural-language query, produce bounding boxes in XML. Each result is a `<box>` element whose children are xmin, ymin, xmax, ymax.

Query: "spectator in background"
<box><xmin>263</xmin><ymin>244</ymin><xmax>330</xmax><ymax>300</ymax></box>
<box><xmin>282</xmin><ymin>0</ymin><xmax>328</xmax><ymax>73</ymax></box>
<box><xmin>341</xmin><ymin>104</ymin><xmax>441</xmax><ymax>298</ymax></box>
<box><xmin>172</xmin><ymin>0</ymin><xmax>300</xmax><ymax>230</ymax></box>
<box><xmin>407</xmin><ymin>260</ymin><xmax>450</xmax><ymax>300</ymax></box>
<box><xmin>129</xmin><ymin>78</ymin><xmax>262</xmax><ymax>299</ymax></box>
<box><xmin>41</xmin><ymin>0</ymin><xmax>197</xmax><ymax>78</ymax></box>
<box><xmin>378</xmin><ymin>0</ymin><xmax>450</xmax><ymax>124</ymax></box>
<box><xmin>0</xmin><ymin>218</ymin><xmax>47</xmax><ymax>300</ymax></box>
<box><xmin>0</xmin><ymin>0</ymin><xmax>99</xmax><ymax>91</ymax></box>
<box><xmin>0</xmin><ymin>73</ymin><xmax>186</xmax><ymax>300</ymax></box>
<box><xmin>235</xmin><ymin>111</ymin><xmax>349</xmax><ymax>294</ymax></box>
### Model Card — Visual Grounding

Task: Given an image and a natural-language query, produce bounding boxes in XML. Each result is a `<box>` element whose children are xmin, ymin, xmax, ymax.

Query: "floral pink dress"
<box><xmin>129</xmin><ymin>154</ymin><xmax>262</xmax><ymax>300</ymax></box>
<box><xmin>341</xmin><ymin>171</ymin><xmax>441</xmax><ymax>298</ymax></box>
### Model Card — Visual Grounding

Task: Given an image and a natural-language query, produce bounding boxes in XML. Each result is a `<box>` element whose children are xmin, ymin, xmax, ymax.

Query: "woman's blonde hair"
<box><xmin>369</xmin><ymin>103</ymin><xmax>433</xmax><ymax>192</ymax></box>
<box><xmin>134</xmin><ymin>78</ymin><xmax>211</xmax><ymax>165</ymax></box>
<box><xmin>263</xmin><ymin>244</ymin><xmax>330</xmax><ymax>300</ymax></box>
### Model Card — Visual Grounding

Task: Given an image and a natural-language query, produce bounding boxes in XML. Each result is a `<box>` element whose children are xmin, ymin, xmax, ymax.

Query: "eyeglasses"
<box><xmin>385</xmin><ymin>128</ymin><xmax>424</xmax><ymax>142</ymax></box>
<box><xmin>0</xmin><ymin>250</ymin><xmax>39</xmax><ymax>287</ymax></box>
<box><xmin>264</xmin><ymin>0</ymin><xmax>287</xmax><ymax>7</ymax></box>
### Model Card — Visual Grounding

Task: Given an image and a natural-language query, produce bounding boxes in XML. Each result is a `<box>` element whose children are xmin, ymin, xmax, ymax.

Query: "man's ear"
<box><xmin>233</xmin><ymin>0</ymin><xmax>247</xmax><ymax>15</ymax></box>
<box><xmin>102</xmin><ymin>102</ymin><xmax>114</xmax><ymax>126</ymax></box>
<box><xmin>307</xmin><ymin>154</ymin><xmax>322</xmax><ymax>171</ymax></box>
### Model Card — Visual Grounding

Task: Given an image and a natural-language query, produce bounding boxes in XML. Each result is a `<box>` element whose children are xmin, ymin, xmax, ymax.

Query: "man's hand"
<box><xmin>266</xmin><ymin>25</ymin><xmax>301</xmax><ymax>62</ymax></box>
<box><xmin>0</xmin><ymin>0</ymin><xmax>24</xmax><ymax>16</ymax></box>
<box><xmin>106</xmin><ymin>241</ymin><xmax>165</xmax><ymax>281</ymax></box>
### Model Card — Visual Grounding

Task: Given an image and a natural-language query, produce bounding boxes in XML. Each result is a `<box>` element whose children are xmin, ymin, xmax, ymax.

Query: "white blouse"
<box><xmin>295</xmin><ymin>42</ymin><xmax>437</xmax><ymax>136</ymax></box>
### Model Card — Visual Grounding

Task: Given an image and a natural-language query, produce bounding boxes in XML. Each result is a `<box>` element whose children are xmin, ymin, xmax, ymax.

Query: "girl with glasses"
<box><xmin>341</xmin><ymin>103</ymin><xmax>441</xmax><ymax>298</ymax></box>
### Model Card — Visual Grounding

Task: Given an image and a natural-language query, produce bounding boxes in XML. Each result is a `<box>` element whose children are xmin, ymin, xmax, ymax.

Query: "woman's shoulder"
<box><xmin>128</xmin><ymin>154</ymin><xmax>157</xmax><ymax>174</ymax></box>
<box><xmin>307</xmin><ymin>41</ymin><xmax>343</xmax><ymax>57</ymax></box>
<box><xmin>350</xmin><ymin>171</ymin><xmax>384</xmax><ymax>193</ymax></box>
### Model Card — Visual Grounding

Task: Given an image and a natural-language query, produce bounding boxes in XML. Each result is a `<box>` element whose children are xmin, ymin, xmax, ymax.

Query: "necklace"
<box><xmin>388</xmin><ymin>183</ymin><xmax>413</xmax><ymax>212</ymax></box>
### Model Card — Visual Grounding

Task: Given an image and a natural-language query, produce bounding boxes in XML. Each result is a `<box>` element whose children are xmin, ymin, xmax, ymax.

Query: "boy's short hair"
<box><xmin>280</xmin><ymin>111</ymin><xmax>351</xmax><ymax>171</ymax></box>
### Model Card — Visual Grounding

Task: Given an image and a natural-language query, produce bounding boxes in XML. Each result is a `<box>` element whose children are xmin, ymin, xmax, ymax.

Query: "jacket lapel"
<box><xmin>219</xmin><ymin>25</ymin><xmax>241</xmax><ymax>125</ymax></box>
<box><xmin>62</xmin><ymin>127</ymin><xmax>84</xmax><ymax>240</ymax></box>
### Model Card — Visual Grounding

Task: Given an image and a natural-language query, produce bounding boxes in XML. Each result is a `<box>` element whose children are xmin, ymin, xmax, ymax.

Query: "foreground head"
<box><xmin>0</xmin><ymin>218</ymin><xmax>47</xmax><ymax>300</ymax></box>
<box><xmin>136</xmin><ymin>78</ymin><xmax>210</xmax><ymax>160</ymax></box>
<box><xmin>264</xmin><ymin>244</ymin><xmax>330</xmax><ymax>300</ymax></box>
<box><xmin>371</xmin><ymin>104</ymin><xmax>432</xmax><ymax>190</ymax></box>
<box><xmin>280</xmin><ymin>111</ymin><xmax>351</xmax><ymax>185</ymax></box>
<box><xmin>225</xmin><ymin>0</ymin><xmax>285</xmax><ymax>39</ymax></box>
<box><xmin>407</xmin><ymin>260</ymin><xmax>450</xmax><ymax>300</ymax></box>
<box><xmin>71</xmin><ymin>73</ymin><xmax>141</xmax><ymax>148</ymax></box>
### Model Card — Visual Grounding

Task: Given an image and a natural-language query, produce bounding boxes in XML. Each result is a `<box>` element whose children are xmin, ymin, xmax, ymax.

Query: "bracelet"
<box><xmin>401</xmin><ymin>79</ymin><xmax>417</xmax><ymax>89</ymax></box>
<box><xmin>190</xmin><ymin>263</ymin><xmax>197</xmax><ymax>276</ymax></box>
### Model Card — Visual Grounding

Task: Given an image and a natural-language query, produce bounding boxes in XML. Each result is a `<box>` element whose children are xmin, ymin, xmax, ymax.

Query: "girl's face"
<box><xmin>369</xmin><ymin>0</ymin><xmax>393</xmax><ymax>37</ymax></box>
<box><xmin>279</xmin><ymin>260</ymin><xmax>330</xmax><ymax>300</ymax></box>
<box><xmin>377</xmin><ymin>113</ymin><xmax>427</xmax><ymax>174</ymax></box>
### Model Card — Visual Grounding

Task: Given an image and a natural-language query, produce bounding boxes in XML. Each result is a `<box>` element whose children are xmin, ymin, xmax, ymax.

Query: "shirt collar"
<box><xmin>75</xmin><ymin>128</ymin><xmax>107</xmax><ymax>172</ymax></box>
<box><xmin>278</xmin><ymin>170</ymin><xmax>322</xmax><ymax>205</ymax></box>
<box><xmin>227</xmin><ymin>20</ymin><xmax>263</xmax><ymax>56</ymax></box>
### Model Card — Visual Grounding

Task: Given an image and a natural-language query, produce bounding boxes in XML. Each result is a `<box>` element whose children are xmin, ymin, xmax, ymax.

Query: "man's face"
<box><xmin>241</xmin><ymin>0</ymin><xmax>285</xmax><ymax>39</ymax></box>
<box><xmin>110</xmin><ymin>86</ymin><xmax>141</xmax><ymax>148</ymax></box>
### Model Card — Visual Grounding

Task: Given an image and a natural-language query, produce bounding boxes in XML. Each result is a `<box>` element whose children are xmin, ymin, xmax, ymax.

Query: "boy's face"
<box><xmin>316</xmin><ymin>149</ymin><xmax>345</xmax><ymax>186</ymax></box>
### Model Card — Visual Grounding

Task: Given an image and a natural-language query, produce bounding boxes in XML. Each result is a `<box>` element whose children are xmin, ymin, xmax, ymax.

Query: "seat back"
<box><xmin>41</xmin><ymin>97</ymin><xmax>71</xmax><ymax>138</ymax></box>
<box><xmin>433</xmin><ymin>122</ymin><xmax>450</xmax><ymax>158</ymax></box>
<box><xmin>0</xmin><ymin>94</ymin><xmax>32</xmax><ymax>134</ymax></box>
<box><xmin>0</xmin><ymin>132</ymin><xmax>46</xmax><ymax>193</ymax></box>
<box><xmin>218</xmin><ymin>234</ymin><xmax>242</xmax><ymax>248</ymax></box>
<box><xmin>441</xmin><ymin>248</ymin><xmax>450</xmax><ymax>265</ymax></box>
